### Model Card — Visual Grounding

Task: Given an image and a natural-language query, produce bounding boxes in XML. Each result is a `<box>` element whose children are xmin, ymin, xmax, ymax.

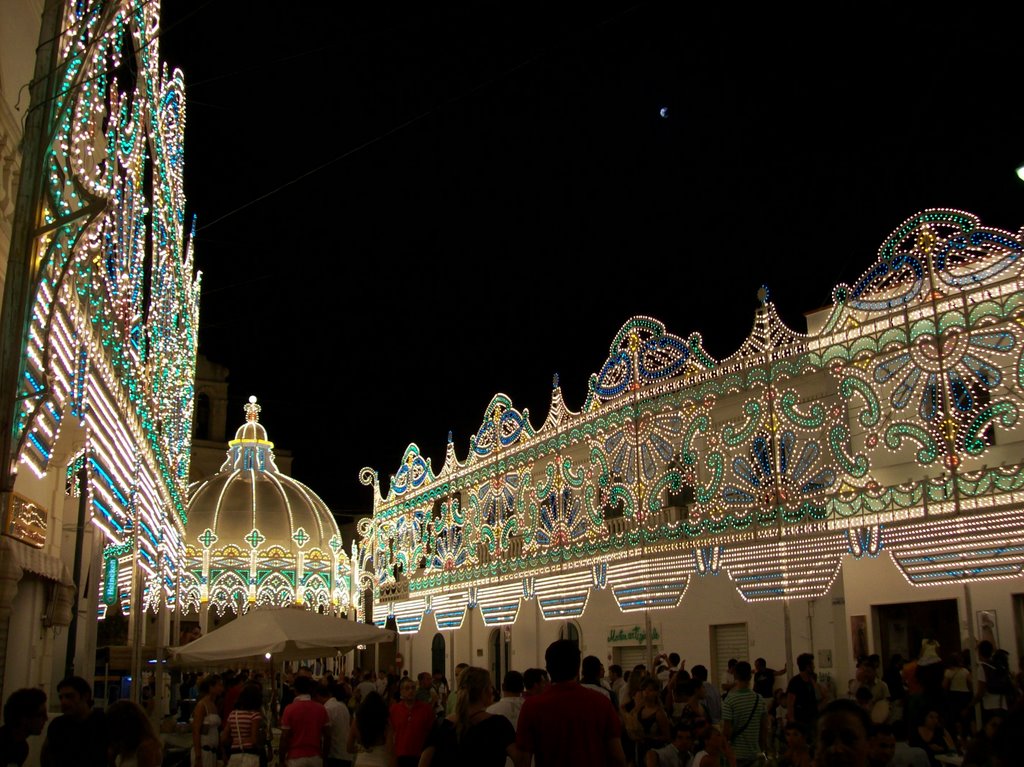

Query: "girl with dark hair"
<box><xmin>633</xmin><ymin>679</ymin><xmax>671</xmax><ymax>766</ymax></box>
<box><xmin>910</xmin><ymin>709</ymin><xmax>957</xmax><ymax>767</ymax></box>
<box><xmin>349</xmin><ymin>691</ymin><xmax>390</xmax><ymax>766</ymax></box>
<box><xmin>105</xmin><ymin>700</ymin><xmax>163</xmax><ymax>767</ymax></box>
<box><xmin>221</xmin><ymin>683</ymin><xmax>268</xmax><ymax>767</ymax></box>
<box><xmin>417</xmin><ymin>666</ymin><xmax>516</xmax><ymax>767</ymax></box>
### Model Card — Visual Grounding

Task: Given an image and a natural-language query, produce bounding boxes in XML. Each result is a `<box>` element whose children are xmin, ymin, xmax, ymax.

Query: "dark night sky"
<box><xmin>157</xmin><ymin>3</ymin><xmax>1024</xmax><ymax>516</ymax></box>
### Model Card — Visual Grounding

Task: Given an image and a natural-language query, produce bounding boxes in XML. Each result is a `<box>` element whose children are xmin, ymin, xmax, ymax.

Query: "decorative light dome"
<box><xmin>182</xmin><ymin>397</ymin><xmax>350</xmax><ymax>615</ymax></box>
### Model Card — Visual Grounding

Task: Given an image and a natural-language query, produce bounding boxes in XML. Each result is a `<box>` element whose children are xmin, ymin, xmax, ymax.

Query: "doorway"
<box><xmin>711</xmin><ymin>623</ymin><xmax>748</xmax><ymax>688</ymax></box>
<box><xmin>559</xmin><ymin>620</ymin><xmax>581</xmax><ymax>646</ymax></box>
<box><xmin>874</xmin><ymin>599</ymin><xmax>960</xmax><ymax>663</ymax></box>
<box><xmin>431</xmin><ymin>633</ymin><xmax>445</xmax><ymax>677</ymax></box>
<box><xmin>489</xmin><ymin>627</ymin><xmax>511</xmax><ymax>687</ymax></box>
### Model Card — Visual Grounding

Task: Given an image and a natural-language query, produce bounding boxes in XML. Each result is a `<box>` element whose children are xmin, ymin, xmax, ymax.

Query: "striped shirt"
<box><xmin>721</xmin><ymin>688</ymin><xmax>765</xmax><ymax>759</ymax></box>
<box><xmin>226</xmin><ymin>710</ymin><xmax>263</xmax><ymax>750</ymax></box>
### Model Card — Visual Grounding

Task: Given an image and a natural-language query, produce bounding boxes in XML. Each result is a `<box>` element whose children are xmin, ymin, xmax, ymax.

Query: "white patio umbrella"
<box><xmin>171</xmin><ymin>607</ymin><xmax>394</xmax><ymax>665</ymax></box>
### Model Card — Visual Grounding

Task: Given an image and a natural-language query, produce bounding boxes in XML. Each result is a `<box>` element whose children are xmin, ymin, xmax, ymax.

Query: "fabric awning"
<box><xmin>0</xmin><ymin>536</ymin><xmax>74</xmax><ymax>585</ymax></box>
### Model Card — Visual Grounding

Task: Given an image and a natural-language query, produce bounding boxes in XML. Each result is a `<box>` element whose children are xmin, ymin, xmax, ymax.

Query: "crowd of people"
<box><xmin>1</xmin><ymin>637</ymin><xmax>1023</xmax><ymax>767</ymax></box>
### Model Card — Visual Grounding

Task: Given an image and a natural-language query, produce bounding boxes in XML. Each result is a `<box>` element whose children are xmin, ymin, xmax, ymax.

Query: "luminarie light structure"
<box><xmin>0</xmin><ymin>0</ymin><xmax>199</xmax><ymax>621</ymax></box>
<box><xmin>182</xmin><ymin>398</ymin><xmax>351</xmax><ymax>621</ymax></box>
<box><xmin>0</xmin><ymin>0</ymin><xmax>199</xmax><ymax>702</ymax></box>
<box><xmin>355</xmin><ymin>209</ymin><xmax>1024</xmax><ymax>634</ymax></box>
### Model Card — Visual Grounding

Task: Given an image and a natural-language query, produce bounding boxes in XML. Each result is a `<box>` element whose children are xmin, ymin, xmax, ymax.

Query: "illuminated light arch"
<box><xmin>209</xmin><ymin>571</ymin><xmax>248</xmax><ymax>616</ymax></box>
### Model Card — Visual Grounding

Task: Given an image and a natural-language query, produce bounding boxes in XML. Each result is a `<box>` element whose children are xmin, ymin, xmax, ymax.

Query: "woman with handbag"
<box><xmin>222</xmin><ymin>684</ymin><xmax>268</xmax><ymax>767</ymax></box>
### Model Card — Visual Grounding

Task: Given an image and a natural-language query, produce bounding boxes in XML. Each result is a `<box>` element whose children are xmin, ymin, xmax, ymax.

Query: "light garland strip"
<box><xmin>887</xmin><ymin>508</ymin><xmax>1024</xmax><ymax>585</ymax></box>
<box><xmin>534</xmin><ymin>571</ymin><xmax>593</xmax><ymax>621</ymax></box>
<box><xmin>608</xmin><ymin>554</ymin><xmax>692</xmax><ymax>612</ymax></box>
<box><xmin>722</xmin><ymin>535</ymin><xmax>848</xmax><ymax>602</ymax></box>
<box><xmin>430</xmin><ymin>591</ymin><xmax>469</xmax><ymax>631</ymax></box>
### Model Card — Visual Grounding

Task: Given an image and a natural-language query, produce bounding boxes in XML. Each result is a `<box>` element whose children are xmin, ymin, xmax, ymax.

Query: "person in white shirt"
<box><xmin>487</xmin><ymin>670</ymin><xmax>525</xmax><ymax>767</ymax></box>
<box><xmin>354</xmin><ymin>673</ymin><xmax>377</xmax><ymax>706</ymax></box>
<box><xmin>487</xmin><ymin>671</ymin><xmax>525</xmax><ymax>731</ymax></box>
<box><xmin>656</xmin><ymin>654</ymin><xmax>682</xmax><ymax>685</ymax></box>
<box><xmin>319</xmin><ymin>684</ymin><xmax>352</xmax><ymax>767</ymax></box>
<box><xmin>609</xmin><ymin>665</ymin><xmax>626</xmax><ymax>699</ymax></box>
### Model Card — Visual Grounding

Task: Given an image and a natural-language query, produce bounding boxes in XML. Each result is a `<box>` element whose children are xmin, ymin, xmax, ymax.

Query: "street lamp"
<box><xmin>1016</xmin><ymin>163</ymin><xmax>1024</xmax><ymax>182</ymax></box>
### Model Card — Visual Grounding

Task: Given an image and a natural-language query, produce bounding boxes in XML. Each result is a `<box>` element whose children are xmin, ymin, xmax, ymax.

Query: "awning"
<box><xmin>0</xmin><ymin>536</ymin><xmax>76</xmax><ymax>627</ymax></box>
<box><xmin>0</xmin><ymin>536</ymin><xmax>75</xmax><ymax>586</ymax></box>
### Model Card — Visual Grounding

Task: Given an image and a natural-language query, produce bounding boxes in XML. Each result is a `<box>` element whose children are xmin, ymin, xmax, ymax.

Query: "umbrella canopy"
<box><xmin>171</xmin><ymin>607</ymin><xmax>394</xmax><ymax>665</ymax></box>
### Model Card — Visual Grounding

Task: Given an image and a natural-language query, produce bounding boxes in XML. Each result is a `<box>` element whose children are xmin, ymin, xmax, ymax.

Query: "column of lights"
<box><xmin>533</xmin><ymin>571</ymin><xmax>593</xmax><ymax>620</ymax></box>
<box><xmin>722</xmin><ymin>535</ymin><xmax>850</xmax><ymax>602</ymax></box>
<box><xmin>475</xmin><ymin>582</ymin><xmax>523</xmax><ymax>626</ymax></box>
<box><xmin>387</xmin><ymin>598</ymin><xmax>427</xmax><ymax>634</ymax></box>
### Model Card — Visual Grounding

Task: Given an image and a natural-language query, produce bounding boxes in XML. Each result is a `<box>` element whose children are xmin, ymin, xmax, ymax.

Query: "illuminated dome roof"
<box><xmin>182</xmin><ymin>397</ymin><xmax>350</xmax><ymax>615</ymax></box>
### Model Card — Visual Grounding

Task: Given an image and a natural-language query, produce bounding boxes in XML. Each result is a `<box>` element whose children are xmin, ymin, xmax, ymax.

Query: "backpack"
<box><xmin>983</xmin><ymin>651</ymin><xmax>1014</xmax><ymax>697</ymax></box>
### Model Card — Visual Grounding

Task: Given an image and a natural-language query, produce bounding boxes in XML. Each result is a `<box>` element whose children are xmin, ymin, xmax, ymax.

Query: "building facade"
<box><xmin>355</xmin><ymin>209</ymin><xmax>1024</xmax><ymax>691</ymax></box>
<box><xmin>0</xmin><ymin>0</ymin><xmax>198</xmax><ymax>703</ymax></box>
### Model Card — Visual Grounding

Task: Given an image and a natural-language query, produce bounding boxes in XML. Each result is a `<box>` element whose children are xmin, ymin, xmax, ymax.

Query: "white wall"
<box><xmin>395</xmin><ymin>568</ymin><xmax>849</xmax><ymax>689</ymax></box>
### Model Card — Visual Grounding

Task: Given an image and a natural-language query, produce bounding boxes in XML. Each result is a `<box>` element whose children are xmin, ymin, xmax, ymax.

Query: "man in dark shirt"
<box><xmin>41</xmin><ymin>676</ymin><xmax>106</xmax><ymax>767</ymax></box>
<box><xmin>516</xmin><ymin>639</ymin><xmax>626</xmax><ymax>767</ymax></box>
<box><xmin>0</xmin><ymin>688</ymin><xmax>47</xmax><ymax>766</ymax></box>
<box><xmin>786</xmin><ymin>654</ymin><xmax>820</xmax><ymax>738</ymax></box>
<box><xmin>753</xmin><ymin>658</ymin><xmax>787</xmax><ymax>700</ymax></box>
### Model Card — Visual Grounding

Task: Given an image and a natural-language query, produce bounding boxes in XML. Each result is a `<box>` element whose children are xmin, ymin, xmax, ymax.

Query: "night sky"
<box><xmin>157</xmin><ymin>3</ymin><xmax>1024</xmax><ymax>516</ymax></box>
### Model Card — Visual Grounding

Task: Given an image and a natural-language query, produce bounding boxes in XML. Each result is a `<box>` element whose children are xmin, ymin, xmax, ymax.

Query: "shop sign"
<box><xmin>104</xmin><ymin>557</ymin><xmax>119</xmax><ymax>605</ymax></box>
<box><xmin>606</xmin><ymin>623</ymin><xmax>661</xmax><ymax>645</ymax></box>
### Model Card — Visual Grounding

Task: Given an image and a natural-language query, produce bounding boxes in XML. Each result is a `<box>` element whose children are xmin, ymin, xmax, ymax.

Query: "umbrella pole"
<box><xmin>270</xmin><ymin>656</ymin><xmax>280</xmax><ymax>728</ymax></box>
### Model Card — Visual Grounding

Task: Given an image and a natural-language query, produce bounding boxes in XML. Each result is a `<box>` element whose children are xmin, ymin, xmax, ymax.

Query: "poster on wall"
<box><xmin>850</xmin><ymin>615</ymin><xmax>868</xmax><ymax>659</ymax></box>
<box><xmin>977</xmin><ymin>610</ymin><xmax>999</xmax><ymax>647</ymax></box>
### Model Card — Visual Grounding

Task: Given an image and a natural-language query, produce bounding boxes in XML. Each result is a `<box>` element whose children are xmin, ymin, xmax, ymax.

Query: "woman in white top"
<box><xmin>192</xmin><ymin>673</ymin><xmax>224</xmax><ymax>767</ymax></box>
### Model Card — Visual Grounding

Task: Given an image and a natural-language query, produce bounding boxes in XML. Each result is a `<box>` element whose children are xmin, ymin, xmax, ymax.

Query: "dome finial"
<box><xmin>245</xmin><ymin>395</ymin><xmax>261</xmax><ymax>423</ymax></box>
